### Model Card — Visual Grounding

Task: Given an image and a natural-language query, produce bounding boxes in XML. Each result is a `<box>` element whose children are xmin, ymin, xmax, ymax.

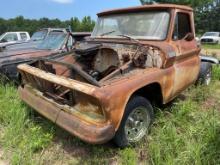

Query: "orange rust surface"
<box><xmin>18</xmin><ymin>86</ymin><xmax>115</xmax><ymax>144</ymax></box>
<box><xmin>98</xmin><ymin>4</ymin><xmax>193</xmax><ymax>16</ymax></box>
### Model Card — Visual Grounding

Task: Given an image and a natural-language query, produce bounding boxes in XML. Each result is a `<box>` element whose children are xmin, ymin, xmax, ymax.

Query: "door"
<box><xmin>171</xmin><ymin>11</ymin><xmax>200</xmax><ymax>97</ymax></box>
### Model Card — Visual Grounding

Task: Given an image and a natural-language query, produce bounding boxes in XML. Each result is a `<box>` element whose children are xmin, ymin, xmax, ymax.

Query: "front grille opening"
<box><xmin>20</xmin><ymin>69</ymin><xmax>105</xmax><ymax>121</ymax></box>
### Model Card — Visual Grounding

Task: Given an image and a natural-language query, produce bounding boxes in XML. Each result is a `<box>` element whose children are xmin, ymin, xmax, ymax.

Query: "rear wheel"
<box><xmin>113</xmin><ymin>96</ymin><xmax>154</xmax><ymax>148</ymax></box>
<box><xmin>197</xmin><ymin>62</ymin><xmax>212</xmax><ymax>86</ymax></box>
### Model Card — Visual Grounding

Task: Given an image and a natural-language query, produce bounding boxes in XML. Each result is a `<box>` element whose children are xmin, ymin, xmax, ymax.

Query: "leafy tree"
<box><xmin>80</xmin><ymin>16</ymin><xmax>95</xmax><ymax>32</ymax></box>
<box><xmin>70</xmin><ymin>17</ymin><xmax>81</xmax><ymax>31</ymax></box>
<box><xmin>0</xmin><ymin>16</ymin><xmax>96</xmax><ymax>36</ymax></box>
<box><xmin>195</xmin><ymin>0</ymin><xmax>220</xmax><ymax>33</ymax></box>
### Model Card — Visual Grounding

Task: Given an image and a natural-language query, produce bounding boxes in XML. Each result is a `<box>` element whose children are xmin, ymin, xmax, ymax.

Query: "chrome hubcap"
<box><xmin>205</xmin><ymin>70</ymin><xmax>211</xmax><ymax>85</ymax></box>
<box><xmin>125</xmin><ymin>107</ymin><xmax>150</xmax><ymax>142</ymax></box>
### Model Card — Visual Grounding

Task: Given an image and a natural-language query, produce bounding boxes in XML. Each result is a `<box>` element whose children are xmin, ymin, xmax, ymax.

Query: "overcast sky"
<box><xmin>0</xmin><ymin>0</ymin><xmax>140</xmax><ymax>20</ymax></box>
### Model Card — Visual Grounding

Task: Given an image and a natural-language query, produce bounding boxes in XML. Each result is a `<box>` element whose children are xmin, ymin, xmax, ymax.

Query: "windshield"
<box><xmin>92</xmin><ymin>11</ymin><xmax>170</xmax><ymax>40</ymax></box>
<box><xmin>204</xmin><ymin>32</ymin><xmax>219</xmax><ymax>37</ymax></box>
<box><xmin>36</xmin><ymin>31</ymin><xmax>66</xmax><ymax>50</ymax></box>
<box><xmin>31</xmin><ymin>30</ymin><xmax>47</xmax><ymax>40</ymax></box>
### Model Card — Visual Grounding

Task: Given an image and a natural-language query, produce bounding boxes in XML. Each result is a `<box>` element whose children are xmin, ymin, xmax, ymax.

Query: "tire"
<box><xmin>113</xmin><ymin>96</ymin><xmax>154</xmax><ymax>148</ymax></box>
<box><xmin>197</xmin><ymin>62</ymin><xmax>212</xmax><ymax>86</ymax></box>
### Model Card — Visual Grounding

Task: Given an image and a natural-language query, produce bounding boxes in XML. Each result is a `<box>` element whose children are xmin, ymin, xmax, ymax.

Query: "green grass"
<box><xmin>202</xmin><ymin>44</ymin><xmax>220</xmax><ymax>50</ymax></box>
<box><xmin>148</xmin><ymin>92</ymin><xmax>220</xmax><ymax>165</ymax></box>
<box><xmin>213</xmin><ymin>65</ymin><xmax>220</xmax><ymax>80</ymax></box>
<box><xmin>0</xmin><ymin>84</ymin><xmax>54</xmax><ymax>165</ymax></box>
<box><xmin>0</xmin><ymin>66</ymin><xmax>220</xmax><ymax>165</ymax></box>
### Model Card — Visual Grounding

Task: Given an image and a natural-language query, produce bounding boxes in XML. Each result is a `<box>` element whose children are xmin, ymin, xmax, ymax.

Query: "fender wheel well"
<box><xmin>132</xmin><ymin>83</ymin><xmax>163</xmax><ymax>107</ymax></box>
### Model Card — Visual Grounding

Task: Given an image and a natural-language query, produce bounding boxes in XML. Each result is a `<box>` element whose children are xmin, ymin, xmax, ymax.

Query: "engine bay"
<box><xmin>72</xmin><ymin>42</ymin><xmax>164</xmax><ymax>82</ymax></box>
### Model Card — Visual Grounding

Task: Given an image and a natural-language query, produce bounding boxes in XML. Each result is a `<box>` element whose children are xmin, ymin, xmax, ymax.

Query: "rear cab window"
<box><xmin>20</xmin><ymin>33</ymin><xmax>28</xmax><ymax>40</ymax></box>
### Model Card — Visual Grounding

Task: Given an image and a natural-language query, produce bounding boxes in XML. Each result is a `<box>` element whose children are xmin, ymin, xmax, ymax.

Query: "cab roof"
<box><xmin>98</xmin><ymin>4</ymin><xmax>193</xmax><ymax>16</ymax></box>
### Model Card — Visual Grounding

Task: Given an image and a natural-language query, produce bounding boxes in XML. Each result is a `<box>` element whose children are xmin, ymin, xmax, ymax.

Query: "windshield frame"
<box><xmin>91</xmin><ymin>10</ymin><xmax>171</xmax><ymax>41</ymax></box>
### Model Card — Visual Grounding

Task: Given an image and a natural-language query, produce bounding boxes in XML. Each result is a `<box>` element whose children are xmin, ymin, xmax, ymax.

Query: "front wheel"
<box><xmin>113</xmin><ymin>96</ymin><xmax>154</xmax><ymax>148</ymax></box>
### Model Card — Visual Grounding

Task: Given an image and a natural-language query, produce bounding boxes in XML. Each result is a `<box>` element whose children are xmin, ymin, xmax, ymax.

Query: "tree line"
<box><xmin>1</xmin><ymin>0</ymin><xmax>220</xmax><ymax>36</ymax></box>
<box><xmin>0</xmin><ymin>16</ymin><xmax>95</xmax><ymax>36</ymax></box>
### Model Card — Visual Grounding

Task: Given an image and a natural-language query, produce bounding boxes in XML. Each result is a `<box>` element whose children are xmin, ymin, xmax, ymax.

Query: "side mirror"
<box><xmin>183</xmin><ymin>33</ymin><xmax>194</xmax><ymax>41</ymax></box>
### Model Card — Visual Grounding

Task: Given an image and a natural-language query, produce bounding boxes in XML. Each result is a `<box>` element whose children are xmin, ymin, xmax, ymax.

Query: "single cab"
<box><xmin>18</xmin><ymin>4</ymin><xmax>215</xmax><ymax>147</ymax></box>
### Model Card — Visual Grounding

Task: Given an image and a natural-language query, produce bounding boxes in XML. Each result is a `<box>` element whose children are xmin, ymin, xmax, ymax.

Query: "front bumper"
<box><xmin>18</xmin><ymin>85</ymin><xmax>115</xmax><ymax>144</ymax></box>
<box><xmin>201</xmin><ymin>39</ymin><xmax>218</xmax><ymax>44</ymax></box>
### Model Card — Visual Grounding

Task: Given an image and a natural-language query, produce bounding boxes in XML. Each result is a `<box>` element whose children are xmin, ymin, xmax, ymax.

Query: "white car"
<box><xmin>0</xmin><ymin>32</ymin><xmax>30</xmax><ymax>47</ymax></box>
<box><xmin>200</xmin><ymin>32</ymin><xmax>220</xmax><ymax>44</ymax></box>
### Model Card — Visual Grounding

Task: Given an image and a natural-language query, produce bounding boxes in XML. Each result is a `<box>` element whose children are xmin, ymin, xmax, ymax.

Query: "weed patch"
<box><xmin>148</xmin><ymin>83</ymin><xmax>220</xmax><ymax>165</ymax></box>
<box><xmin>0</xmin><ymin>84</ymin><xmax>54</xmax><ymax>165</ymax></box>
<box><xmin>213</xmin><ymin>65</ymin><xmax>220</xmax><ymax>80</ymax></box>
<box><xmin>202</xmin><ymin>44</ymin><xmax>220</xmax><ymax>50</ymax></box>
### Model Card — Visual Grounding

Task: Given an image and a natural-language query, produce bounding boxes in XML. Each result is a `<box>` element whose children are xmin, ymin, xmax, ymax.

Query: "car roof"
<box><xmin>98</xmin><ymin>4</ymin><xmax>193</xmax><ymax>16</ymax></box>
<box><xmin>5</xmin><ymin>32</ymin><xmax>29</xmax><ymax>33</ymax></box>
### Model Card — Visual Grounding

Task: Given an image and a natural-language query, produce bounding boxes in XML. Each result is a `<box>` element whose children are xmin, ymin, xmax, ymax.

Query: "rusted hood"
<box><xmin>0</xmin><ymin>49</ymin><xmax>57</xmax><ymax>66</ymax></box>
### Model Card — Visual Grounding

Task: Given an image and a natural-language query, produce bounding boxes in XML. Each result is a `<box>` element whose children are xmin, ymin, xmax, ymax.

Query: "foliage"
<box><xmin>119</xmin><ymin>148</ymin><xmax>138</xmax><ymax>165</ymax></box>
<box><xmin>147</xmin><ymin>70</ymin><xmax>220</xmax><ymax>165</ymax></box>
<box><xmin>195</xmin><ymin>1</ymin><xmax>220</xmax><ymax>34</ymax></box>
<box><xmin>202</xmin><ymin>44</ymin><xmax>220</xmax><ymax>50</ymax></box>
<box><xmin>0</xmin><ymin>84</ymin><xmax>54</xmax><ymax>165</ymax></box>
<box><xmin>0</xmin><ymin>16</ymin><xmax>95</xmax><ymax>36</ymax></box>
<box><xmin>213</xmin><ymin>65</ymin><xmax>220</xmax><ymax>80</ymax></box>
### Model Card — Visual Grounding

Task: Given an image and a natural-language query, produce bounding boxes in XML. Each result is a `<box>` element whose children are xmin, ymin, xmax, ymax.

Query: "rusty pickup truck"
<box><xmin>18</xmin><ymin>4</ymin><xmax>215</xmax><ymax>147</ymax></box>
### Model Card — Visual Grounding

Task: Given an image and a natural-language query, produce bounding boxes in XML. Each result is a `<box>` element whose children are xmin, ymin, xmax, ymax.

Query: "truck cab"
<box><xmin>18</xmin><ymin>4</ymin><xmax>210</xmax><ymax>147</ymax></box>
<box><xmin>0</xmin><ymin>32</ymin><xmax>30</xmax><ymax>47</ymax></box>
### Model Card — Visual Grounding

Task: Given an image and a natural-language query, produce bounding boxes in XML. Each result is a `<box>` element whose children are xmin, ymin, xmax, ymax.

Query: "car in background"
<box><xmin>0</xmin><ymin>29</ymin><xmax>90</xmax><ymax>80</ymax></box>
<box><xmin>200</xmin><ymin>32</ymin><xmax>220</xmax><ymax>44</ymax></box>
<box><xmin>0</xmin><ymin>32</ymin><xmax>30</xmax><ymax>48</ymax></box>
<box><xmin>2</xmin><ymin>28</ymin><xmax>66</xmax><ymax>51</ymax></box>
